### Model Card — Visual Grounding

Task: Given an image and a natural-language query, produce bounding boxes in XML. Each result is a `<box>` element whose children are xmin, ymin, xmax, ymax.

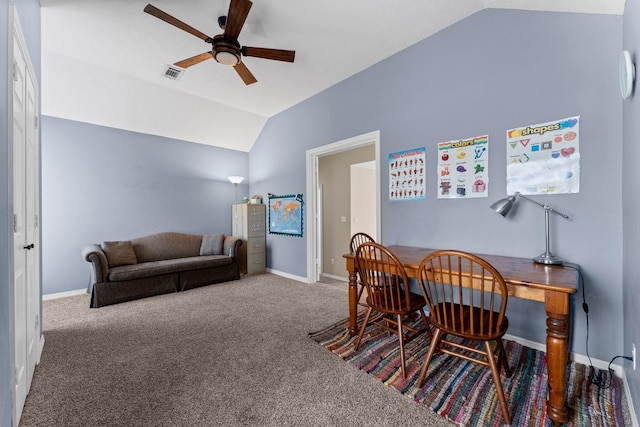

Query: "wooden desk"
<box><xmin>344</xmin><ymin>245</ymin><xmax>579</xmax><ymax>427</ymax></box>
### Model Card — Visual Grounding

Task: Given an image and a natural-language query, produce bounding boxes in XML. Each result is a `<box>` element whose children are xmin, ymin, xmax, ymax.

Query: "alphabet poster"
<box><xmin>506</xmin><ymin>116</ymin><xmax>580</xmax><ymax>195</ymax></box>
<box><xmin>389</xmin><ymin>147</ymin><xmax>425</xmax><ymax>201</ymax></box>
<box><xmin>437</xmin><ymin>135</ymin><xmax>489</xmax><ymax>199</ymax></box>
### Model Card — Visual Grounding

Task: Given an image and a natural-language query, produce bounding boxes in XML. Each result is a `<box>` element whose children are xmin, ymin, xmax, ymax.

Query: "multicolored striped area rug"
<box><xmin>309</xmin><ymin>316</ymin><xmax>625</xmax><ymax>426</ymax></box>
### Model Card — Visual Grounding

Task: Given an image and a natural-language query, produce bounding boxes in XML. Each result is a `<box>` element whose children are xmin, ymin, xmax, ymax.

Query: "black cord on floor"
<box><xmin>564</xmin><ymin>265</ymin><xmax>632</xmax><ymax>388</ymax></box>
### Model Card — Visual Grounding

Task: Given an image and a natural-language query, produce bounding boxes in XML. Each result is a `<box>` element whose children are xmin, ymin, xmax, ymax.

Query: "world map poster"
<box><xmin>506</xmin><ymin>116</ymin><xmax>580</xmax><ymax>195</ymax></box>
<box><xmin>268</xmin><ymin>194</ymin><xmax>304</xmax><ymax>237</ymax></box>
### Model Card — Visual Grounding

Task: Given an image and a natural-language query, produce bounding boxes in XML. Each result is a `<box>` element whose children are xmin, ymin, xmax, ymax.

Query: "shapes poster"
<box><xmin>389</xmin><ymin>147</ymin><xmax>425</xmax><ymax>201</ymax></box>
<box><xmin>506</xmin><ymin>116</ymin><xmax>580</xmax><ymax>195</ymax></box>
<box><xmin>437</xmin><ymin>135</ymin><xmax>489</xmax><ymax>199</ymax></box>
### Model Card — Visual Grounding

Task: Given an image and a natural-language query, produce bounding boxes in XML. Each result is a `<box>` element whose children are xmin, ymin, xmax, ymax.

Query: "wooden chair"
<box><xmin>354</xmin><ymin>242</ymin><xmax>430</xmax><ymax>378</ymax></box>
<box><xmin>349</xmin><ymin>232</ymin><xmax>376</xmax><ymax>306</ymax></box>
<box><xmin>416</xmin><ymin>250</ymin><xmax>513</xmax><ymax>424</ymax></box>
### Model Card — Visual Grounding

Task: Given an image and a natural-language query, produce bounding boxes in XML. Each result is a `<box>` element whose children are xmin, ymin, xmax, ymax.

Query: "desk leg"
<box><xmin>348</xmin><ymin>270</ymin><xmax>358</xmax><ymax>336</ymax></box>
<box><xmin>545</xmin><ymin>292</ymin><xmax>570</xmax><ymax>426</ymax></box>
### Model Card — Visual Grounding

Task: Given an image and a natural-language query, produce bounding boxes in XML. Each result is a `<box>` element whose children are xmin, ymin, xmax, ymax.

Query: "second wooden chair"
<box><xmin>415</xmin><ymin>250</ymin><xmax>514</xmax><ymax>424</ymax></box>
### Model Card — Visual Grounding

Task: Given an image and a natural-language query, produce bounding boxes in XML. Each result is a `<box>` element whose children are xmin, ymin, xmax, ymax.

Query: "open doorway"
<box><xmin>305</xmin><ymin>131</ymin><xmax>381</xmax><ymax>283</ymax></box>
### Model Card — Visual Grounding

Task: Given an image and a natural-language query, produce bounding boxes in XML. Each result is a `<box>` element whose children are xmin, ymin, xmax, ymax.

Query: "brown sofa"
<box><xmin>83</xmin><ymin>232</ymin><xmax>242</xmax><ymax>308</ymax></box>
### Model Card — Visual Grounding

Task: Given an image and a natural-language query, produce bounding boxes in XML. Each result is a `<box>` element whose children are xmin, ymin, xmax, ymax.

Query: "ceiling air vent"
<box><xmin>163</xmin><ymin>64</ymin><xmax>185</xmax><ymax>80</ymax></box>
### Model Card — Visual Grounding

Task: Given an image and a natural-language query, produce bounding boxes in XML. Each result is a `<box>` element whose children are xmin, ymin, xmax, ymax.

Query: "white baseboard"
<box><xmin>504</xmin><ymin>333</ymin><xmax>626</xmax><ymax>376</ymax></box>
<box><xmin>266</xmin><ymin>268</ymin><xmax>308</xmax><ymax>283</ymax></box>
<box><xmin>622</xmin><ymin>371</ymin><xmax>639</xmax><ymax>427</ymax></box>
<box><xmin>42</xmin><ymin>289</ymin><xmax>87</xmax><ymax>301</ymax></box>
<box><xmin>320</xmin><ymin>273</ymin><xmax>348</xmax><ymax>282</ymax></box>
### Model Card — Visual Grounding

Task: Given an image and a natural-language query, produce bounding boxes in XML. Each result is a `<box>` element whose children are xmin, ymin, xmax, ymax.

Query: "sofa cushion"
<box><xmin>107</xmin><ymin>255</ymin><xmax>233</xmax><ymax>282</ymax></box>
<box><xmin>200</xmin><ymin>234</ymin><xmax>225</xmax><ymax>256</ymax></box>
<box><xmin>102</xmin><ymin>241</ymin><xmax>138</xmax><ymax>268</ymax></box>
<box><xmin>131</xmin><ymin>232</ymin><xmax>202</xmax><ymax>263</ymax></box>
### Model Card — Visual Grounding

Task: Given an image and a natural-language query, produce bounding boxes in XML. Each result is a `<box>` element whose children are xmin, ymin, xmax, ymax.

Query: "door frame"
<box><xmin>305</xmin><ymin>130</ymin><xmax>381</xmax><ymax>283</ymax></box>
<box><xmin>9</xmin><ymin>5</ymin><xmax>42</xmax><ymax>425</ymax></box>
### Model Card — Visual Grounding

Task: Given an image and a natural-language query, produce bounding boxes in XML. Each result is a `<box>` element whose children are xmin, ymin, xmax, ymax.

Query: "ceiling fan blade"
<box><xmin>233</xmin><ymin>61</ymin><xmax>257</xmax><ymax>85</ymax></box>
<box><xmin>174</xmin><ymin>52</ymin><xmax>213</xmax><ymax>68</ymax></box>
<box><xmin>242</xmin><ymin>47</ymin><xmax>295</xmax><ymax>62</ymax></box>
<box><xmin>144</xmin><ymin>4</ymin><xmax>211</xmax><ymax>41</ymax></box>
<box><xmin>224</xmin><ymin>0</ymin><xmax>253</xmax><ymax>40</ymax></box>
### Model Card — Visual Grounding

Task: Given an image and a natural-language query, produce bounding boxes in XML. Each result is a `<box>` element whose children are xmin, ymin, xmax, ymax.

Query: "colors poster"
<box><xmin>389</xmin><ymin>147</ymin><xmax>426</xmax><ymax>201</ymax></box>
<box><xmin>437</xmin><ymin>135</ymin><xmax>489</xmax><ymax>199</ymax></box>
<box><xmin>506</xmin><ymin>116</ymin><xmax>580</xmax><ymax>195</ymax></box>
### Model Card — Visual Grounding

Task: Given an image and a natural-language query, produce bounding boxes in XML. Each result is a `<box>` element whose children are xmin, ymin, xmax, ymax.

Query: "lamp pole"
<box><xmin>227</xmin><ymin>176</ymin><xmax>244</xmax><ymax>204</ymax></box>
<box><xmin>514</xmin><ymin>193</ymin><xmax>570</xmax><ymax>265</ymax></box>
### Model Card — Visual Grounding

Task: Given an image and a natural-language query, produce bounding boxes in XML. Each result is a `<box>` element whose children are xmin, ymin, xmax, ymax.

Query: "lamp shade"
<box><xmin>490</xmin><ymin>194</ymin><xmax>517</xmax><ymax>217</ymax></box>
<box><xmin>227</xmin><ymin>176</ymin><xmax>244</xmax><ymax>184</ymax></box>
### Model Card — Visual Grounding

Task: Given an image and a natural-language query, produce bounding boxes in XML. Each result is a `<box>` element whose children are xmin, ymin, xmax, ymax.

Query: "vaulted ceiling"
<box><xmin>40</xmin><ymin>0</ymin><xmax>625</xmax><ymax>152</ymax></box>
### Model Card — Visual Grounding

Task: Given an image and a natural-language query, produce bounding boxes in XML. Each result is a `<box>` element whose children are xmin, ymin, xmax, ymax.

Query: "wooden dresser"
<box><xmin>232</xmin><ymin>203</ymin><xmax>266</xmax><ymax>274</ymax></box>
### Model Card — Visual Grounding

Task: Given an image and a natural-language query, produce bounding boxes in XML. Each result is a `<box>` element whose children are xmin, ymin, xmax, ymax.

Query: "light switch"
<box><xmin>340</xmin><ymin>216</ymin><xmax>347</xmax><ymax>222</ymax></box>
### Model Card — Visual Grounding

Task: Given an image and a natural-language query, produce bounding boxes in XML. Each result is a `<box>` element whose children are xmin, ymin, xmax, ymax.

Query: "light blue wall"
<box><xmin>2</xmin><ymin>1</ymin><xmax>41</xmax><ymax>425</ymax></box>
<box><xmin>41</xmin><ymin>117</ymin><xmax>250</xmax><ymax>295</ymax></box>
<box><xmin>622</xmin><ymin>0</ymin><xmax>640</xmax><ymax>418</ymax></box>
<box><xmin>251</xmin><ymin>9</ymin><xmax>624</xmax><ymax>363</ymax></box>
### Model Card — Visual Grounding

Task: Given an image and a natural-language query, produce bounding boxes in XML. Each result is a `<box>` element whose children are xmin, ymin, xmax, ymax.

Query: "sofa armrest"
<box><xmin>83</xmin><ymin>244</ymin><xmax>108</xmax><ymax>283</ymax></box>
<box><xmin>223</xmin><ymin>236</ymin><xmax>243</xmax><ymax>260</ymax></box>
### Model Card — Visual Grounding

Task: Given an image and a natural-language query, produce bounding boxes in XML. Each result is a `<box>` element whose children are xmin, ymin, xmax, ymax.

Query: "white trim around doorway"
<box><xmin>305</xmin><ymin>130</ymin><xmax>381</xmax><ymax>284</ymax></box>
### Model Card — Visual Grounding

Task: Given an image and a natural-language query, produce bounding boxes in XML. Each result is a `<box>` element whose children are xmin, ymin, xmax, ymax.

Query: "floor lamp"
<box><xmin>490</xmin><ymin>192</ymin><xmax>570</xmax><ymax>265</ymax></box>
<box><xmin>228</xmin><ymin>176</ymin><xmax>244</xmax><ymax>203</ymax></box>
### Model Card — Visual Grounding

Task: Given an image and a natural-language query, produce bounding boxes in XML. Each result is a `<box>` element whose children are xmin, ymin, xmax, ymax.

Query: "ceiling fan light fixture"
<box><xmin>215</xmin><ymin>50</ymin><xmax>239</xmax><ymax>66</ymax></box>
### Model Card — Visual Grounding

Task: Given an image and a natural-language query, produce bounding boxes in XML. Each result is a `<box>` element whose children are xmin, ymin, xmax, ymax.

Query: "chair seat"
<box><xmin>431</xmin><ymin>302</ymin><xmax>509</xmax><ymax>341</ymax></box>
<box><xmin>367</xmin><ymin>289</ymin><xmax>425</xmax><ymax>315</ymax></box>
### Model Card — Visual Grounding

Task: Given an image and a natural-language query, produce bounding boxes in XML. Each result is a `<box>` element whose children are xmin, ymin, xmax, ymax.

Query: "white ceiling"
<box><xmin>40</xmin><ymin>0</ymin><xmax>624</xmax><ymax>152</ymax></box>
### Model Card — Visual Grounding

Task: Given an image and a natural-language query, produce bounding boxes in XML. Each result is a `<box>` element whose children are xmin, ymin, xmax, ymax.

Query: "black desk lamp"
<box><xmin>490</xmin><ymin>192</ymin><xmax>569</xmax><ymax>265</ymax></box>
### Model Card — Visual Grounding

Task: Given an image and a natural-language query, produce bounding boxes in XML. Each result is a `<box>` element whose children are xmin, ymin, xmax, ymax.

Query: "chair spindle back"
<box><xmin>355</xmin><ymin>242</ymin><xmax>412</xmax><ymax>313</ymax></box>
<box><xmin>418</xmin><ymin>250</ymin><xmax>508</xmax><ymax>340</ymax></box>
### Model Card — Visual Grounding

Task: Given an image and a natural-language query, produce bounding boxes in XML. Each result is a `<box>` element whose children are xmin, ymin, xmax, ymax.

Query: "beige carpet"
<box><xmin>20</xmin><ymin>274</ymin><xmax>454</xmax><ymax>427</ymax></box>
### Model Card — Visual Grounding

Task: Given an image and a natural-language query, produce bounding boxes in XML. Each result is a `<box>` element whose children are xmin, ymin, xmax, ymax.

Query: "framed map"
<box><xmin>268</xmin><ymin>193</ymin><xmax>304</xmax><ymax>237</ymax></box>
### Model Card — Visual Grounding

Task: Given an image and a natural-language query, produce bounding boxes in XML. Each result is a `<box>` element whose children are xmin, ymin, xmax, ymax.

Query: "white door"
<box><xmin>11</xmin><ymin>6</ymin><xmax>41</xmax><ymax>425</ymax></box>
<box><xmin>24</xmin><ymin>42</ymin><xmax>40</xmax><ymax>390</ymax></box>
<box><xmin>12</xmin><ymin>26</ymin><xmax>28</xmax><ymax>424</ymax></box>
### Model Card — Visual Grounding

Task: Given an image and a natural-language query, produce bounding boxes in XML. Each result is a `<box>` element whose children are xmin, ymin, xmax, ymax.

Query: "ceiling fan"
<box><xmin>144</xmin><ymin>0</ymin><xmax>295</xmax><ymax>85</ymax></box>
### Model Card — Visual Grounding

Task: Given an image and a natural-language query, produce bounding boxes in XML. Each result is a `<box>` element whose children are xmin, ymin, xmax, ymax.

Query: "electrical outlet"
<box><xmin>330</xmin><ymin>258</ymin><xmax>335</xmax><ymax>265</ymax></box>
<box><xmin>633</xmin><ymin>343</ymin><xmax>636</xmax><ymax>370</ymax></box>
